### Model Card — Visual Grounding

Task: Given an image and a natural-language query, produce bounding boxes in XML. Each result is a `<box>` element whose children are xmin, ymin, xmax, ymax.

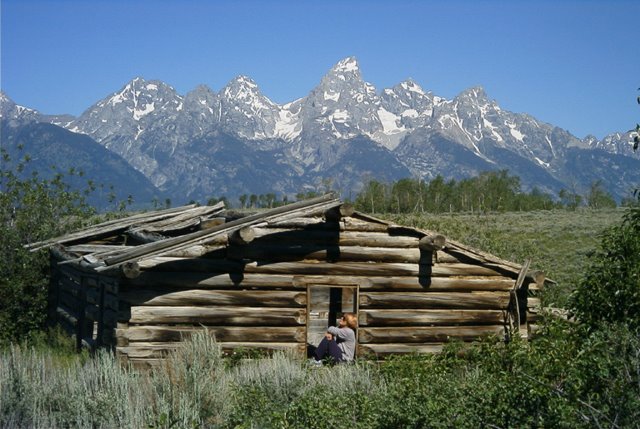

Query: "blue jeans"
<box><xmin>314</xmin><ymin>337</ymin><xmax>343</xmax><ymax>362</ymax></box>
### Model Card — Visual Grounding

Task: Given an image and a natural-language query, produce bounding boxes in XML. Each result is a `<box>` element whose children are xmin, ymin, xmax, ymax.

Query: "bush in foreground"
<box><xmin>2</xmin><ymin>324</ymin><xmax>639</xmax><ymax>428</ymax></box>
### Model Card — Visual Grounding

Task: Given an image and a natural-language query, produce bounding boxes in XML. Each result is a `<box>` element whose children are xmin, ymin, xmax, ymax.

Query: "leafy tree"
<box><xmin>586</xmin><ymin>180</ymin><xmax>616</xmax><ymax>209</ymax></box>
<box><xmin>238</xmin><ymin>194</ymin><xmax>247</xmax><ymax>209</ymax></box>
<box><xmin>0</xmin><ymin>149</ymin><xmax>96</xmax><ymax>343</ymax></box>
<box><xmin>559</xmin><ymin>188</ymin><xmax>583</xmax><ymax>210</ymax></box>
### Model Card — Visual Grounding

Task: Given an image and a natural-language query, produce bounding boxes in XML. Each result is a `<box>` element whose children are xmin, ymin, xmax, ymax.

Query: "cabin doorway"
<box><xmin>306</xmin><ymin>285</ymin><xmax>359</xmax><ymax>351</ymax></box>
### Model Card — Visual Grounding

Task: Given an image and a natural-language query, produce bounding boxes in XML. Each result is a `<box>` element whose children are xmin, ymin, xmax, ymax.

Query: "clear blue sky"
<box><xmin>1</xmin><ymin>0</ymin><xmax>638</xmax><ymax>139</ymax></box>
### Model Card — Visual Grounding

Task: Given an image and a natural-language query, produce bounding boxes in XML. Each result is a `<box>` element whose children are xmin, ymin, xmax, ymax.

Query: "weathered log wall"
<box><xmin>49</xmin><ymin>261</ymin><xmax>119</xmax><ymax>351</ymax></box>
<box><xmin>110</xmin><ymin>214</ymin><xmax>532</xmax><ymax>366</ymax></box>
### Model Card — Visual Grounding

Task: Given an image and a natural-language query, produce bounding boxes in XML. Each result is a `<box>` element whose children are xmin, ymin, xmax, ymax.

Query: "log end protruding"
<box><xmin>121</xmin><ymin>261</ymin><xmax>141</xmax><ymax>279</ymax></box>
<box><xmin>419</xmin><ymin>234</ymin><xmax>446</xmax><ymax>252</ymax></box>
<box><xmin>228</xmin><ymin>226</ymin><xmax>256</xmax><ymax>246</ymax></box>
<box><xmin>339</xmin><ymin>203</ymin><xmax>355</xmax><ymax>218</ymax></box>
<box><xmin>324</xmin><ymin>203</ymin><xmax>354</xmax><ymax>221</ymax></box>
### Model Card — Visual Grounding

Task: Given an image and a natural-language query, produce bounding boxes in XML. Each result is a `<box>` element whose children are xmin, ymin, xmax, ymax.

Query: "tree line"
<box><xmin>353</xmin><ymin>170</ymin><xmax>618</xmax><ymax>214</ymax></box>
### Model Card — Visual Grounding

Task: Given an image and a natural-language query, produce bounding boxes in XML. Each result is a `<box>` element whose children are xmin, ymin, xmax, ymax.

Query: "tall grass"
<box><xmin>0</xmin><ymin>344</ymin><xmax>150</xmax><ymax>428</ymax></box>
<box><xmin>2</xmin><ymin>326</ymin><xmax>638</xmax><ymax>428</ymax></box>
<box><xmin>0</xmin><ymin>331</ymin><xmax>386</xmax><ymax>428</ymax></box>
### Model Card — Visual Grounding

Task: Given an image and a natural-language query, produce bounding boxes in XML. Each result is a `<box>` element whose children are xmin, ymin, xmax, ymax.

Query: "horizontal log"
<box><xmin>56</xmin><ymin>305</ymin><xmax>78</xmax><ymax>326</ymax></box>
<box><xmin>526</xmin><ymin>311</ymin><xmax>542</xmax><ymax>323</ymax></box>
<box><xmin>138</xmin><ymin>259</ymin><xmax>503</xmax><ymax>278</ymax></box>
<box><xmin>117</xmin><ymin>341</ymin><xmax>304</xmax><ymax>359</ymax></box>
<box><xmin>359</xmin><ymin>309</ymin><xmax>506</xmax><ymax>326</ymax></box>
<box><xmin>528</xmin><ymin>297</ymin><xmax>542</xmax><ymax>312</ymax></box>
<box><xmin>252</xmin><ymin>229</ymin><xmax>419</xmax><ymax>248</ymax></box>
<box><xmin>124</xmin><ymin>272</ymin><xmax>299</xmax><ymax>288</ymax></box>
<box><xmin>266</xmin><ymin>217</ymin><xmax>389</xmax><ymax>232</ymax></box>
<box><xmin>120</xmin><ymin>289</ymin><xmax>306</xmax><ymax>307</ymax></box>
<box><xmin>358</xmin><ymin>343</ymin><xmax>444</xmax><ymax>357</ymax></box>
<box><xmin>358</xmin><ymin>326</ymin><xmax>505</xmax><ymax>343</ymax></box>
<box><xmin>124</xmin><ymin>272</ymin><xmax>512</xmax><ymax>292</ymax></box>
<box><xmin>228</xmin><ymin>244</ymin><xmax>426</xmax><ymax>264</ymax></box>
<box><xmin>364</xmin><ymin>276</ymin><xmax>515</xmax><ymax>291</ymax></box>
<box><xmin>126</xmin><ymin>306</ymin><xmax>306</xmax><ymax>326</ymax></box>
<box><xmin>118</xmin><ymin>325</ymin><xmax>306</xmax><ymax>343</ymax></box>
<box><xmin>359</xmin><ymin>291</ymin><xmax>510</xmax><ymax>310</ymax></box>
<box><xmin>342</xmin><ymin>218</ymin><xmax>389</xmax><ymax>232</ymax></box>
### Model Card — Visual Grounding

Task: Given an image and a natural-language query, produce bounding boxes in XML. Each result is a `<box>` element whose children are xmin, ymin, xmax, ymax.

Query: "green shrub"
<box><xmin>569</xmin><ymin>207</ymin><xmax>640</xmax><ymax>331</ymax></box>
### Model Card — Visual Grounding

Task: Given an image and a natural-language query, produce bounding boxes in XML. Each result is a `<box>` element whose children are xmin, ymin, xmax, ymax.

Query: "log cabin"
<box><xmin>30</xmin><ymin>194</ymin><xmax>545</xmax><ymax>368</ymax></box>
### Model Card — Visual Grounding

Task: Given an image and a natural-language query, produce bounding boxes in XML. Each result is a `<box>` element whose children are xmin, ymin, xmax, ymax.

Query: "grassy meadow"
<box><xmin>1</xmin><ymin>208</ymin><xmax>635</xmax><ymax>428</ymax></box>
<box><xmin>380</xmin><ymin>208</ymin><xmax>624</xmax><ymax>306</ymax></box>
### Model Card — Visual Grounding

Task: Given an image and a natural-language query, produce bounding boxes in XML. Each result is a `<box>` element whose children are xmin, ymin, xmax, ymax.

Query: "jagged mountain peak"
<box><xmin>221</xmin><ymin>75</ymin><xmax>273</xmax><ymax>105</ymax></box>
<box><xmin>0</xmin><ymin>91</ymin><xmax>41</xmax><ymax>124</ymax></box>
<box><xmin>225</xmin><ymin>75</ymin><xmax>259</xmax><ymax>89</ymax></box>
<box><xmin>399</xmin><ymin>79</ymin><xmax>427</xmax><ymax>96</ymax></box>
<box><xmin>98</xmin><ymin>77</ymin><xmax>181</xmax><ymax>112</ymax></box>
<box><xmin>455</xmin><ymin>86</ymin><xmax>490</xmax><ymax>103</ymax></box>
<box><xmin>331</xmin><ymin>56</ymin><xmax>360</xmax><ymax>75</ymax></box>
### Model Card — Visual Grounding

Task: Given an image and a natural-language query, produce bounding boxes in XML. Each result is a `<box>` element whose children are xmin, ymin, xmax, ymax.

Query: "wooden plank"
<box><xmin>359</xmin><ymin>309</ymin><xmax>506</xmax><ymax>326</ymax></box>
<box><xmin>358</xmin><ymin>326</ymin><xmax>505</xmax><ymax>343</ymax></box>
<box><xmin>120</xmin><ymin>289</ymin><xmax>306</xmax><ymax>307</ymax></box>
<box><xmin>127</xmin><ymin>306</ymin><xmax>306</xmax><ymax>325</ymax></box>
<box><xmin>358</xmin><ymin>343</ymin><xmax>444</xmax><ymax>357</ymax></box>
<box><xmin>99</xmin><ymin>195</ymin><xmax>341</xmax><ymax>269</ymax></box>
<box><xmin>117</xmin><ymin>341</ymin><xmax>304</xmax><ymax>359</ymax></box>
<box><xmin>28</xmin><ymin>203</ymin><xmax>218</xmax><ymax>251</ymax></box>
<box><xmin>120</xmin><ymin>326</ymin><xmax>306</xmax><ymax>343</ymax></box>
<box><xmin>359</xmin><ymin>291</ymin><xmax>510</xmax><ymax>310</ymax></box>
<box><xmin>137</xmin><ymin>259</ymin><xmax>503</xmax><ymax>277</ymax></box>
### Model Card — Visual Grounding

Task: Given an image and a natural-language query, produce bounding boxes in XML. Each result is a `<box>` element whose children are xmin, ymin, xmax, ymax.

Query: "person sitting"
<box><xmin>312</xmin><ymin>312</ymin><xmax>357</xmax><ymax>364</ymax></box>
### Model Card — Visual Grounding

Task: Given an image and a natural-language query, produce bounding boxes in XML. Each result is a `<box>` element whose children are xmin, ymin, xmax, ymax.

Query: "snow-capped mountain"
<box><xmin>4</xmin><ymin>57</ymin><xmax>639</xmax><ymax>203</ymax></box>
<box><xmin>0</xmin><ymin>91</ymin><xmax>42</xmax><ymax>125</ymax></box>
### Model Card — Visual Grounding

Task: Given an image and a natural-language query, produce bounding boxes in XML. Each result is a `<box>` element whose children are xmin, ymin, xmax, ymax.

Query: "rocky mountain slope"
<box><xmin>3</xmin><ymin>57</ymin><xmax>639</xmax><ymax>204</ymax></box>
<box><xmin>1</xmin><ymin>92</ymin><xmax>161</xmax><ymax>209</ymax></box>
